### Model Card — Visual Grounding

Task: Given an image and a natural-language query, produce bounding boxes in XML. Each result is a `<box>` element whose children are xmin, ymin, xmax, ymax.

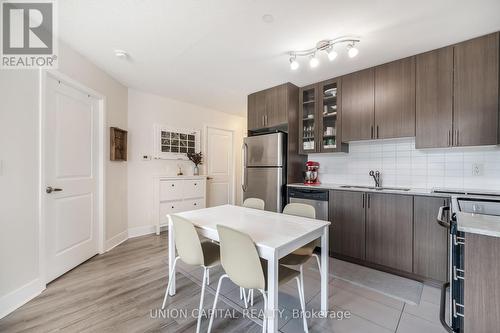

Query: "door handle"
<box><xmin>46</xmin><ymin>186</ymin><xmax>63</xmax><ymax>194</ymax></box>
<box><xmin>436</xmin><ymin>206</ymin><xmax>450</xmax><ymax>228</ymax></box>
<box><xmin>241</xmin><ymin>143</ymin><xmax>248</xmax><ymax>191</ymax></box>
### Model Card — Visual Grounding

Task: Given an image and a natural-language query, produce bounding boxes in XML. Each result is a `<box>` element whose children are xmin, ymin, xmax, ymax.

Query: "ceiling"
<box><xmin>59</xmin><ymin>0</ymin><xmax>500</xmax><ymax>116</ymax></box>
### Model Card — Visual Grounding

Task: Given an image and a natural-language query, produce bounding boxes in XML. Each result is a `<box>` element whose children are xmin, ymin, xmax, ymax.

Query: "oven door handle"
<box><xmin>437</xmin><ymin>206</ymin><xmax>450</xmax><ymax>228</ymax></box>
<box><xmin>440</xmin><ymin>282</ymin><xmax>454</xmax><ymax>333</ymax></box>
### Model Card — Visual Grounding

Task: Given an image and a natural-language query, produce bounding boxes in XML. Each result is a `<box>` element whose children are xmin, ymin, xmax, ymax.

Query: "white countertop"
<box><xmin>287</xmin><ymin>182</ymin><xmax>450</xmax><ymax>197</ymax></box>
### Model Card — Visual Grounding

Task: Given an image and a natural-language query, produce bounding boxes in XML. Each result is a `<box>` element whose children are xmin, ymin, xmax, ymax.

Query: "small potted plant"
<box><xmin>187</xmin><ymin>152</ymin><xmax>203</xmax><ymax>176</ymax></box>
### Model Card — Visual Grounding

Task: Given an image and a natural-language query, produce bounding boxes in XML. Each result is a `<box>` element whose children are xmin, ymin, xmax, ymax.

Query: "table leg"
<box><xmin>321</xmin><ymin>226</ymin><xmax>329</xmax><ymax>315</ymax></box>
<box><xmin>168</xmin><ymin>215</ymin><xmax>176</xmax><ymax>296</ymax></box>
<box><xmin>267</xmin><ymin>250</ymin><xmax>279</xmax><ymax>332</ymax></box>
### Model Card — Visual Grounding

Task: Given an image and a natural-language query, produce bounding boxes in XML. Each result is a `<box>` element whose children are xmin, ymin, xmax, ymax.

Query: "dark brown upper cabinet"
<box><xmin>299</xmin><ymin>83</ymin><xmax>319</xmax><ymax>154</ymax></box>
<box><xmin>341</xmin><ymin>68</ymin><xmax>375</xmax><ymax>141</ymax></box>
<box><xmin>415</xmin><ymin>47</ymin><xmax>454</xmax><ymax>148</ymax></box>
<box><xmin>247</xmin><ymin>83</ymin><xmax>297</xmax><ymax>131</ymax></box>
<box><xmin>416</xmin><ymin>33</ymin><xmax>499</xmax><ymax>148</ymax></box>
<box><xmin>374</xmin><ymin>57</ymin><xmax>416</xmax><ymax>139</ymax></box>
<box><xmin>454</xmin><ymin>32</ymin><xmax>499</xmax><ymax>147</ymax></box>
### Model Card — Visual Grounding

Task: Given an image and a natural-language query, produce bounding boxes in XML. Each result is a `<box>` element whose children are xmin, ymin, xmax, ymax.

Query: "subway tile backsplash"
<box><xmin>308</xmin><ymin>138</ymin><xmax>500</xmax><ymax>190</ymax></box>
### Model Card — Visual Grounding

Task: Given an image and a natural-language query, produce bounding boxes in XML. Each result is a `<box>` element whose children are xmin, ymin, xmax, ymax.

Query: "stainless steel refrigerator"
<box><xmin>242</xmin><ymin>132</ymin><xmax>286</xmax><ymax>212</ymax></box>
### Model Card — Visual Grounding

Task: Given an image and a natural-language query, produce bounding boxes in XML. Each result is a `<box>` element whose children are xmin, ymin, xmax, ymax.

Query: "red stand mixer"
<box><xmin>303</xmin><ymin>161</ymin><xmax>320</xmax><ymax>185</ymax></box>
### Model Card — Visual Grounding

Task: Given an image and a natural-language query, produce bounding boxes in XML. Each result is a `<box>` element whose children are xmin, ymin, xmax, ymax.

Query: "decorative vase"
<box><xmin>193</xmin><ymin>165</ymin><xmax>199</xmax><ymax>176</ymax></box>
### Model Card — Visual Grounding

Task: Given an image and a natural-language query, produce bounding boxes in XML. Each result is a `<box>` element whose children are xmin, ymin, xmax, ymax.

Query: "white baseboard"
<box><xmin>0</xmin><ymin>278</ymin><xmax>44</xmax><ymax>319</ymax></box>
<box><xmin>105</xmin><ymin>229</ymin><xmax>128</xmax><ymax>252</ymax></box>
<box><xmin>128</xmin><ymin>225</ymin><xmax>167</xmax><ymax>238</ymax></box>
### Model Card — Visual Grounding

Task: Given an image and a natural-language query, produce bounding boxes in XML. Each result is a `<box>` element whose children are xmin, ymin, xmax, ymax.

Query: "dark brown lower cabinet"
<box><xmin>366</xmin><ymin>193</ymin><xmax>413</xmax><ymax>273</ymax></box>
<box><xmin>464</xmin><ymin>233</ymin><xmax>500</xmax><ymax>332</ymax></box>
<box><xmin>413</xmin><ymin>197</ymin><xmax>448</xmax><ymax>281</ymax></box>
<box><xmin>329</xmin><ymin>190</ymin><xmax>366</xmax><ymax>260</ymax></box>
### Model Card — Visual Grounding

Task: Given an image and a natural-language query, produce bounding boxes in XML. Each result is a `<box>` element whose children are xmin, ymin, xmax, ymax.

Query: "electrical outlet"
<box><xmin>472</xmin><ymin>163</ymin><xmax>483</xmax><ymax>176</ymax></box>
<box><xmin>141</xmin><ymin>154</ymin><xmax>151</xmax><ymax>161</ymax></box>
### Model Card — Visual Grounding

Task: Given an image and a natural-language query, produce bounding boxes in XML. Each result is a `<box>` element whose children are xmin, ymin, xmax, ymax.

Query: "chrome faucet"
<box><xmin>369</xmin><ymin>170</ymin><xmax>381</xmax><ymax>188</ymax></box>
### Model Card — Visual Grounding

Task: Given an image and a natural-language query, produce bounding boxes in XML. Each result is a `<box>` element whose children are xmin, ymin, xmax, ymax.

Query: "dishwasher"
<box><xmin>287</xmin><ymin>187</ymin><xmax>329</xmax><ymax>221</ymax></box>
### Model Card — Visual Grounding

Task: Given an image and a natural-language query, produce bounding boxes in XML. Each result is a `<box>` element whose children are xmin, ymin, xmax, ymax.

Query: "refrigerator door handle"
<box><xmin>242</xmin><ymin>143</ymin><xmax>248</xmax><ymax>191</ymax></box>
<box><xmin>437</xmin><ymin>206</ymin><xmax>450</xmax><ymax>228</ymax></box>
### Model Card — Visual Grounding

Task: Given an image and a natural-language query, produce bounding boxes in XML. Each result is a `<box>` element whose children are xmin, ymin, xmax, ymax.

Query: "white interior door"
<box><xmin>206</xmin><ymin>127</ymin><xmax>234</xmax><ymax>207</ymax></box>
<box><xmin>44</xmin><ymin>76</ymin><xmax>99</xmax><ymax>282</ymax></box>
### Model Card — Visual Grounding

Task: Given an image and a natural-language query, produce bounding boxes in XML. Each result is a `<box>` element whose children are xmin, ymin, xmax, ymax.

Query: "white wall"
<box><xmin>0</xmin><ymin>70</ymin><xmax>40</xmax><ymax>301</ymax></box>
<box><xmin>0</xmin><ymin>41</ymin><xmax>128</xmax><ymax>317</ymax></box>
<box><xmin>310</xmin><ymin>138</ymin><xmax>500</xmax><ymax>190</ymax></box>
<box><xmin>127</xmin><ymin>89</ymin><xmax>246</xmax><ymax>231</ymax></box>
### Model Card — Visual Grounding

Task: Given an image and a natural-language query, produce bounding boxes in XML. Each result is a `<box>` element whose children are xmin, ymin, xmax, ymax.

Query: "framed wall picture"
<box><xmin>154</xmin><ymin>124</ymin><xmax>200</xmax><ymax>160</ymax></box>
<box><xmin>110</xmin><ymin>127</ymin><xmax>128</xmax><ymax>161</ymax></box>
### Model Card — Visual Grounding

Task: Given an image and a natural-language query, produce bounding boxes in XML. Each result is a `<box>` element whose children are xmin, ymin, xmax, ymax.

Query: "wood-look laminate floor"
<box><xmin>0</xmin><ymin>233</ymin><xmax>448</xmax><ymax>333</ymax></box>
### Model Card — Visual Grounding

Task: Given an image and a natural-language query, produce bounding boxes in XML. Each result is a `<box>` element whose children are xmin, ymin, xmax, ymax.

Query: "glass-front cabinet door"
<box><xmin>299</xmin><ymin>84</ymin><xmax>318</xmax><ymax>154</ymax></box>
<box><xmin>319</xmin><ymin>78</ymin><xmax>347</xmax><ymax>153</ymax></box>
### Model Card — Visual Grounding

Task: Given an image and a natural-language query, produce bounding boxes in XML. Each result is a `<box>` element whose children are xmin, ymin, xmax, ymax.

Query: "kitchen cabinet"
<box><xmin>415</xmin><ymin>47</ymin><xmax>454</xmax><ymax>148</ymax></box>
<box><xmin>464</xmin><ymin>233</ymin><xmax>500</xmax><ymax>332</ymax></box>
<box><xmin>299</xmin><ymin>83</ymin><xmax>319</xmax><ymax>154</ymax></box>
<box><xmin>341</xmin><ymin>68</ymin><xmax>375</xmax><ymax>141</ymax></box>
<box><xmin>454</xmin><ymin>32</ymin><xmax>499</xmax><ymax>147</ymax></box>
<box><xmin>416</xmin><ymin>33</ymin><xmax>499</xmax><ymax>148</ymax></box>
<box><xmin>374</xmin><ymin>57</ymin><xmax>416</xmax><ymax>139</ymax></box>
<box><xmin>413</xmin><ymin>196</ymin><xmax>448</xmax><ymax>281</ymax></box>
<box><xmin>366</xmin><ymin>193</ymin><xmax>413</xmax><ymax>273</ymax></box>
<box><xmin>247</xmin><ymin>83</ymin><xmax>298</xmax><ymax>131</ymax></box>
<box><xmin>329</xmin><ymin>190</ymin><xmax>366</xmax><ymax>260</ymax></box>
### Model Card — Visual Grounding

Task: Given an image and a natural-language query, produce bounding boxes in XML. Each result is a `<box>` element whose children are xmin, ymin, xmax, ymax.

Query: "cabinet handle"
<box><xmin>456</xmin><ymin>130</ymin><xmax>459</xmax><ymax>146</ymax></box>
<box><xmin>371</xmin><ymin>125</ymin><xmax>374</xmax><ymax>139</ymax></box>
<box><xmin>376</xmin><ymin>125</ymin><xmax>379</xmax><ymax>139</ymax></box>
<box><xmin>362</xmin><ymin>193</ymin><xmax>365</xmax><ymax>208</ymax></box>
<box><xmin>265</xmin><ymin>114</ymin><xmax>268</xmax><ymax>126</ymax></box>
<box><xmin>367</xmin><ymin>194</ymin><xmax>371</xmax><ymax>209</ymax></box>
<box><xmin>448</xmin><ymin>130</ymin><xmax>451</xmax><ymax>146</ymax></box>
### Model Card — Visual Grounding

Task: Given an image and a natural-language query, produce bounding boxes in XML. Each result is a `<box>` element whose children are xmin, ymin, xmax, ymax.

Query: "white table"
<box><xmin>167</xmin><ymin>204</ymin><xmax>331</xmax><ymax>333</ymax></box>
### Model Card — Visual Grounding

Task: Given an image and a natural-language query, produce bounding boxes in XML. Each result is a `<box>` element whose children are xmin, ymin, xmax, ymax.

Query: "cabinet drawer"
<box><xmin>159</xmin><ymin>201</ymin><xmax>183</xmax><ymax>223</ymax></box>
<box><xmin>160</xmin><ymin>181</ymin><xmax>183</xmax><ymax>201</ymax></box>
<box><xmin>183</xmin><ymin>179</ymin><xmax>205</xmax><ymax>199</ymax></box>
<box><xmin>181</xmin><ymin>198</ymin><xmax>205</xmax><ymax>211</ymax></box>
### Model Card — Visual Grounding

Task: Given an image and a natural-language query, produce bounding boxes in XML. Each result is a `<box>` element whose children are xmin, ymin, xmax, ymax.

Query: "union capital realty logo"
<box><xmin>1</xmin><ymin>0</ymin><xmax>58</xmax><ymax>68</ymax></box>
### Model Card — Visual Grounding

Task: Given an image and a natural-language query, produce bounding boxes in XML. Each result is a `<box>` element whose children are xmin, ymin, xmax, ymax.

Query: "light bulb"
<box><xmin>348</xmin><ymin>44</ymin><xmax>359</xmax><ymax>58</ymax></box>
<box><xmin>289</xmin><ymin>57</ymin><xmax>299</xmax><ymax>70</ymax></box>
<box><xmin>309</xmin><ymin>54</ymin><xmax>319</xmax><ymax>68</ymax></box>
<box><xmin>327</xmin><ymin>49</ymin><xmax>338</xmax><ymax>61</ymax></box>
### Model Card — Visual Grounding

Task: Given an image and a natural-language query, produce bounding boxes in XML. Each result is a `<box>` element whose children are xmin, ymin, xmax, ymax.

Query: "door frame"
<box><xmin>203</xmin><ymin>125</ymin><xmax>236</xmax><ymax>205</ymax></box>
<box><xmin>38</xmin><ymin>69</ymin><xmax>106</xmax><ymax>286</ymax></box>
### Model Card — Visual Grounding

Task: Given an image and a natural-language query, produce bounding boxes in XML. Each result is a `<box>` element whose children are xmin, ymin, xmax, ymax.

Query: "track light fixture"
<box><xmin>288</xmin><ymin>36</ymin><xmax>360</xmax><ymax>70</ymax></box>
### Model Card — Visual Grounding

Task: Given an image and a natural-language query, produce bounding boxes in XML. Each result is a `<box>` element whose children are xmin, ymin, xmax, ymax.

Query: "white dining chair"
<box><xmin>240</xmin><ymin>197</ymin><xmax>266</xmax><ymax>307</ymax></box>
<box><xmin>161</xmin><ymin>215</ymin><xmax>220</xmax><ymax>333</ymax></box>
<box><xmin>207</xmin><ymin>225</ymin><xmax>308</xmax><ymax>333</ymax></box>
<box><xmin>243</xmin><ymin>197</ymin><xmax>265</xmax><ymax>210</ymax></box>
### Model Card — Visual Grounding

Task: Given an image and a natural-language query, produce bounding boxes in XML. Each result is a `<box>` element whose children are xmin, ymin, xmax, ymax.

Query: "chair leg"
<box><xmin>195</xmin><ymin>267</ymin><xmax>208</xmax><ymax>333</ymax></box>
<box><xmin>299</xmin><ymin>264</ymin><xmax>306</xmax><ymax>306</ymax></box>
<box><xmin>242</xmin><ymin>287</ymin><xmax>249</xmax><ymax>308</ymax></box>
<box><xmin>295</xmin><ymin>276</ymin><xmax>309</xmax><ymax>333</ymax></box>
<box><xmin>161</xmin><ymin>256</ymin><xmax>180</xmax><ymax>309</ymax></box>
<box><xmin>240</xmin><ymin>287</ymin><xmax>243</xmax><ymax>300</ymax></box>
<box><xmin>207</xmin><ymin>268</ymin><xmax>210</xmax><ymax>285</ymax></box>
<box><xmin>312</xmin><ymin>253</ymin><xmax>321</xmax><ymax>271</ymax></box>
<box><xmin>250</xmin><ymin>289</ymin><xmax>254</xmax><ymax>307</ymax></box>
<box><xmin>207</xmin><ymin>274</ymin><xmax>228</xmax><ymax>333</ymax></box>
<box><xmin>259</xmin><ymin>289</ymin><xmax>268</xmax><ymax>333</ymax></box>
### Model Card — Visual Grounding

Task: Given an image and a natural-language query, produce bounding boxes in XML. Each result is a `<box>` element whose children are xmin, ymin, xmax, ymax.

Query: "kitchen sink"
<box><xmin>340</xmin><ymin>185</ymin><xmax>411</xmax><ymax>192</ymax></box>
